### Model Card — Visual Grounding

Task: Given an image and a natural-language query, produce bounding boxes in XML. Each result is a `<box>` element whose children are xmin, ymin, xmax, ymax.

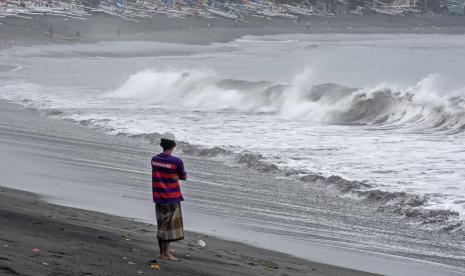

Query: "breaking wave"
<box><xmin>107</xmin><ymin>69</ymin><xmax>465</xmax><ymax>134</ymax></box>
<box><xmin>124</xmin><ymin>131</ymin><xmax>463</xmax><ymax>231</ymax></box>
<box><xmin>176</xmin><ymin>140</ymin><xmax>463</xmax><ymax>231</ymax></box>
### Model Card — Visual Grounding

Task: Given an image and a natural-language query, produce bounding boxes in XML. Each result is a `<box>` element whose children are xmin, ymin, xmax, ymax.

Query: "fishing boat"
<box><xmin>282</xmin><ymin>4</ymin><xmax>313</xmax><ymax>16</ymax></box>
<box><xmin>207</xmin><ymin>6</ymin><xmax>237</xmax><ymax>19</ymax></box>
<box><xmin>257</xmin><ymin>9</ymin><xmax>297</xmax><ymax>19</ymax></box>
<box><xmin>194</xmin><ymin>9</ymin><xmax>216</xmax><ymax>19</ymax></box>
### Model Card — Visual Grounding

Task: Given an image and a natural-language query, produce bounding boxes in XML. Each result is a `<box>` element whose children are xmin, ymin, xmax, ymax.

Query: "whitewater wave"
<box><xmin>297</xmin><ymin>172</ymin><xmax>462</xmax><ymax>231</ymax></box>
<box><xmin>127</xmin><ymin>131</ymin><xmax>463</xmax><ymax>232</ymax></box>
<box><xmin>107</xmin><ymin>69</ymin><xmax>465</xmax><ymax>134</ymax></box>
<box><xmin>203</xmin><ymin>145</ymin><xmax>462</xmax><ymax>231</ymax></box>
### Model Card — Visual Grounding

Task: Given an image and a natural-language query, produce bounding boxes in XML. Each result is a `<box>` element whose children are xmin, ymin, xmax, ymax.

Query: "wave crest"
<box><xmin>107</xmin><ymin>69</ymin><xmax>465</xmax><ymax>133</ymax></box>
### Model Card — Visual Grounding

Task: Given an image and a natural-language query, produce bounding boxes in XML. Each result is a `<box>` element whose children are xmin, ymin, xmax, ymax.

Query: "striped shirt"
<box><xmin>151</xmin><ymin>153</ymin><xmax>187</xmax><ymax>203</ymax></box>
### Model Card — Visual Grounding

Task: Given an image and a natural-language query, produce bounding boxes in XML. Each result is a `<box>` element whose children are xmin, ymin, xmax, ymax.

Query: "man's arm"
<box><xmin>177</xmin><ymin>160</ymin><xmax>187</xmax><ymax>180</ymax></box>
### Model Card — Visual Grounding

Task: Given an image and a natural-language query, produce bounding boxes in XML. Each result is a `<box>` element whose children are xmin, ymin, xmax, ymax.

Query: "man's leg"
<box><xmin>157</xmin><ymin>238</ymin><xmax>165</xmax><ymax>258</ymax></box>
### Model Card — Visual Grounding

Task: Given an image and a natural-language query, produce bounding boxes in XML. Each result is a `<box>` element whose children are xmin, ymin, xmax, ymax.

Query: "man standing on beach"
<box><xmin>151</xmin><ymin>137</ymin><xmax>187</xmax><ymax>260</ymax></box>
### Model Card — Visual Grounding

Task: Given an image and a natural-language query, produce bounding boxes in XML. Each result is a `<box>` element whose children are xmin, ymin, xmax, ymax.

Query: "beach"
<box><xmin>1</xmin><ymin>11</ymin><xmax>465</xmax><ymax>276</ymax></box>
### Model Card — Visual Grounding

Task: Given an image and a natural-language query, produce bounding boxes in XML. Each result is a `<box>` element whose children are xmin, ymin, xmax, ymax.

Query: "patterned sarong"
<box><xmin>155</xmin><ymin>203</ymin><xmax>184</xmax><ymax>242</ymax></box>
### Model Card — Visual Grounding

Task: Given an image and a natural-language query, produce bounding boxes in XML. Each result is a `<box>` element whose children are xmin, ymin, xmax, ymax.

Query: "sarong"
<box><xmin>155</xmin><ymin>203</ymin><xmax>184</xmax><ymax>242</ymax></box>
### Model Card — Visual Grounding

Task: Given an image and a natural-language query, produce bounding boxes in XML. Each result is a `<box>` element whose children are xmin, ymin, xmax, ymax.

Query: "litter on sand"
<box><xmin>264</xmin><ymin>261</ymin><xmax>278</xmax><ymax>270</ymax></box>
<box><xmin>31</xmin><ymin>248</ymin><xmax>40</xmax><ymax>254</ymax></box>
<box><xmin>121</xmin><ymin>235</ymin><xmax>132</xmax><ymax>241</ymax></box>
<box><xmin>150</xmin><ymin>264</ymin><xmax>160</xmax><ymax>270</ymax></box>
<box><xmin>197</xmin><ymin>240</ymin><xmax>206</xmax><ymax>247</ymax></box>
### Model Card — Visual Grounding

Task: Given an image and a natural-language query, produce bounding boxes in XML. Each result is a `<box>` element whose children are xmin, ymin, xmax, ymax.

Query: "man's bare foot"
<box><xmin>159</xmin><ymin>254</ymin><xmax>177</xmax><ymax>261</ymax></box>
<box><xmin>165</xmin><ymin>253</ymin><xmax>178</xmax><ymax>261</ymax></box>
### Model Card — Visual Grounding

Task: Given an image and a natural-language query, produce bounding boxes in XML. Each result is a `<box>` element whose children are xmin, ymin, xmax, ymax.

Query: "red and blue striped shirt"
<box><xmin>151</xmin><ymin>153</ymin><xmax>187</xmax><ymax>203</ymax></box>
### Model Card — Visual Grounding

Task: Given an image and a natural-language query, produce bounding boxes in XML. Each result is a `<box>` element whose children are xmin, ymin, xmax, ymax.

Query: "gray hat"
<box><xmin>161</xmin><ymin>132</ymin><xmax>176</xmax><ymax>140</ymax></box>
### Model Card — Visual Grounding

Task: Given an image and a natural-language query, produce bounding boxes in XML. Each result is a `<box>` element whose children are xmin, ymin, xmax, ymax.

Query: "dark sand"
<box><xmin>0</xmin><ymin>187</ymin><xmax>379</xmax><ymax>276</ymax></box>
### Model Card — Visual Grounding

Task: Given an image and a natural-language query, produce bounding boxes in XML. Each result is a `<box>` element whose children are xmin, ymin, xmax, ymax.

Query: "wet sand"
<box><xmin>0</xmin><ymin>186</ymin><xmax>379</xmax><ymax>276</ymax></box>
